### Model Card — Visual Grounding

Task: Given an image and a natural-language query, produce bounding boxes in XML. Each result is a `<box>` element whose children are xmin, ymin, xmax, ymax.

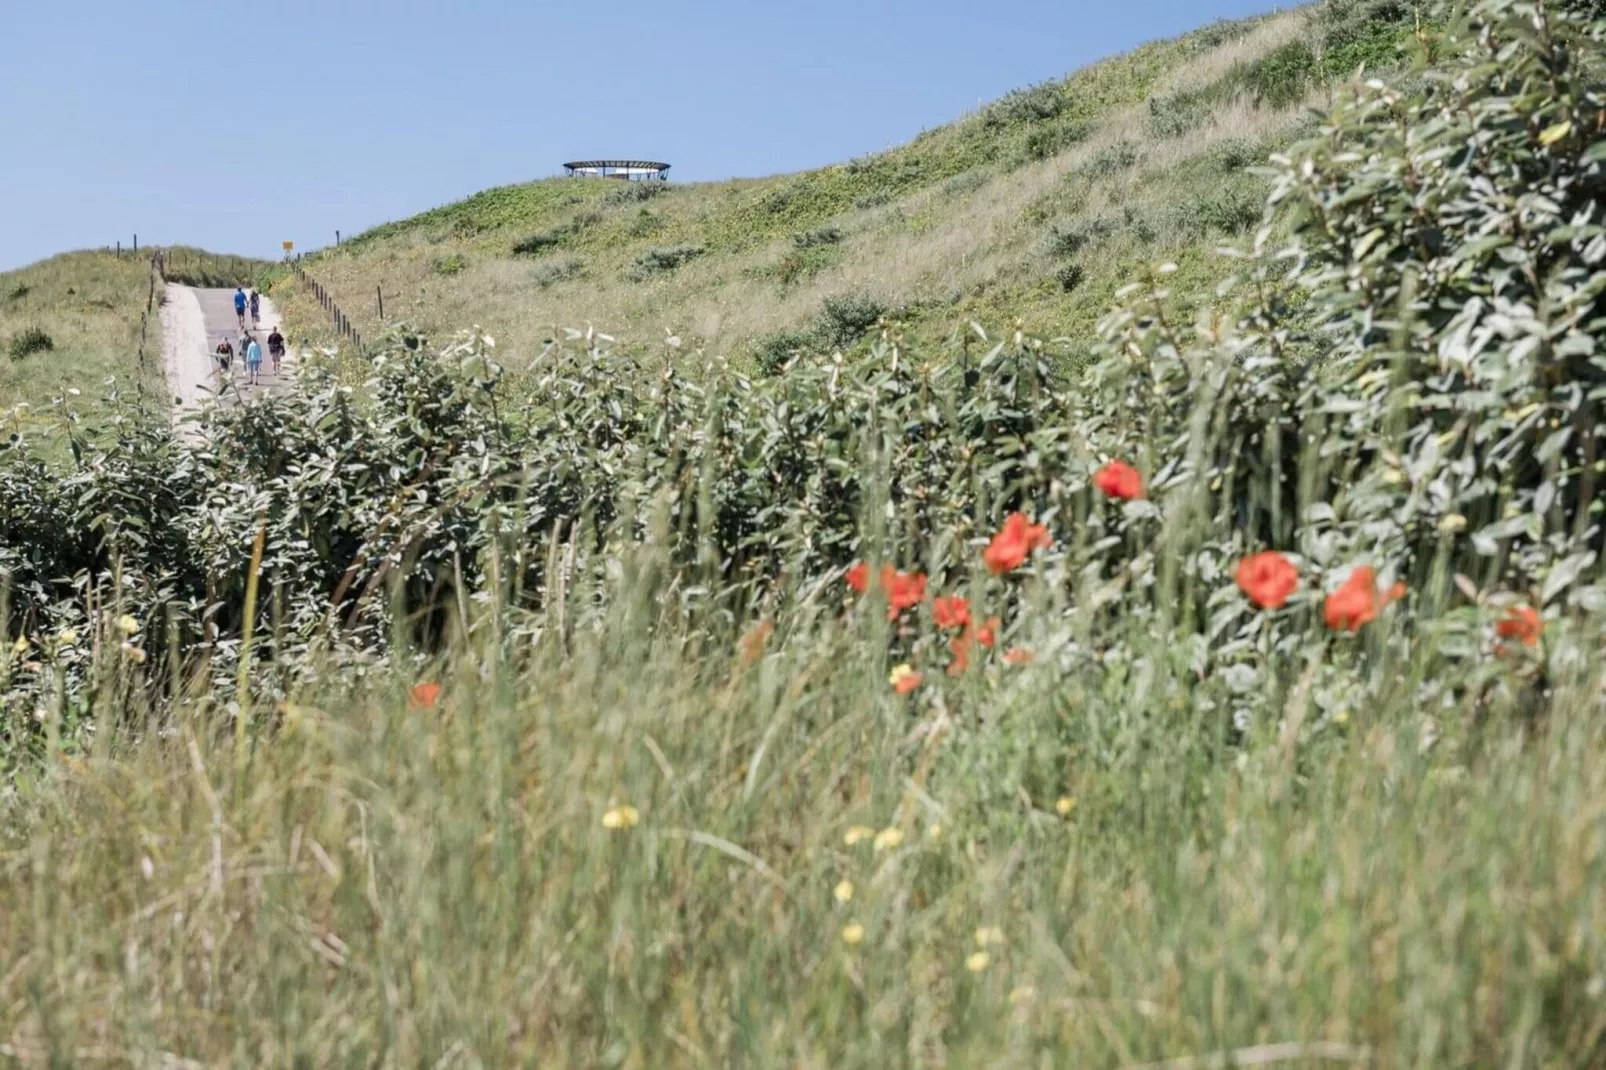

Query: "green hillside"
<box><xmin>280</xmin><ymin>1</ymin><xmax>1428</xmax><ymax>369</ymax></box>
<box><xmin>0</xmin><ymin>251</ymin><xmax>165</xmax><ymax>419</ymax></box>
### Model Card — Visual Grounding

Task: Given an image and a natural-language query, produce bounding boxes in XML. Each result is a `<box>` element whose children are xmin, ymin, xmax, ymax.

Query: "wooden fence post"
<box><xmin>377</xmin><ymin>285</ymin><xmax>384</xmax><ymax>321</ymax></box>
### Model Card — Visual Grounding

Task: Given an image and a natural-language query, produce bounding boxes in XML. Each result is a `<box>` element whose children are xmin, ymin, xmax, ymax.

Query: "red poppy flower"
<box><xmin>932</xmin><ymin>595</ymin><xmax>971</xmax><ymax>631</ymax></box>
<box><xmin>973</xmin><ymin>617</ymin><xmax>1000</xmax><ymax>649</ymax></box>
<box><xmin>1496</xmin><ymin>605</ymin><xmax>1542</xmax><ymax>647</ymax></box>
<box><xmin>846</xmin><ymin>562</ymin><xmax>871</xmax><ymax>594</ymax></box>
<box><xmin>884</xmin><ymin>569</ymin><xmax>928</xmax><ymax>620</ymax></box>
<box><xmin>409</xmin><ymin>681</ymin><xmax>442</xmax><ymax>710</ymax></box>
<box><xmin>947</xmin><ymin>633</ymin><xmax>972</xmax><ymax>676</ymax></box>
<box><xmin>983</xmin><ymin>513</ymin><xmax>1052</xmax><ymax>575</ymax></box>
<box><xmin>1093</xmin><ymin>461</ymin><xmax>1144</xmax><ymax>501</ymax></box>
<box><xmin>1324</xmin><ymin>567</ymin><xmax>1380</xmax><ymax>632</ymax></box>
<box><xmin>1003</xmin><ymin>648</ymin><xmax>1035</xmax><ymax>666</ymax></box>
<box><xmin>1236</xmin><ymin>552</ymin><xmax>1300</xmax><ymax>610</ymax></box>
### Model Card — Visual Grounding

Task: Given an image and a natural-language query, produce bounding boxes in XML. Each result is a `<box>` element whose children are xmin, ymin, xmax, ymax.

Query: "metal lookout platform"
<box><xmin>562</xmin><ymin>160</ymin><xmax>671</xmax><ymax>182</ymax></box>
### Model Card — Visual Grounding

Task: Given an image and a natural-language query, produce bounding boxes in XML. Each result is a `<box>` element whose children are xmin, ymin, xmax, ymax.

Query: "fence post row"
<box><xmin>290</xmin><ymin>260</ymin><xmax>366</xmax><ymax>355</ymax></box>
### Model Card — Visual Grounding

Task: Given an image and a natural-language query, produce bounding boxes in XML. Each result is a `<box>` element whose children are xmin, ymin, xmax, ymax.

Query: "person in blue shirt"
<box><xmin>233</xmin><ymin>287</ymin><xmax>247</xmax><ymax>328</ymax></box>
<box><xmin>244</xmin><ymin>333</ymin><xmax>264</xmax><ymax>387</ymax></box>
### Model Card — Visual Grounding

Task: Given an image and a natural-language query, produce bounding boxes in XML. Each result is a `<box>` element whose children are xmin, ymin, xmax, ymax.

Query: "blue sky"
<box><xmin>0</xmin><ymin>0</ymin><xmax>1285</xmax><ymax>271</ymax></box>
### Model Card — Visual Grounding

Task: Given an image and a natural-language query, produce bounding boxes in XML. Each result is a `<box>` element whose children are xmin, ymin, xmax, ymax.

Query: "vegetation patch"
<box><xmin>628</xmin><ymin>244</ymin><xmax>705</xmax><ymax>280</ymax></box>
<box><xmin>433</xmin><ymin>253</ymin><xmax>468</xmax><ymax>277</ymax></box>
<box><xmin>532</xmin><ymin>258</ymin><xmax>585</xmax><ymax>287</ymax></box>
<box><xmin>7</xmin><ymin>326</ymin><xmax>54</xmax><ymax>360</ymax></box>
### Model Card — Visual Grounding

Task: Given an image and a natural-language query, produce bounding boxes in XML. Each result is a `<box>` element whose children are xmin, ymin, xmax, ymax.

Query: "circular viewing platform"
<box><xmin>563</xmin><ymin>160</ymin><xmax>671</xmax><ymax>182</ymax></box>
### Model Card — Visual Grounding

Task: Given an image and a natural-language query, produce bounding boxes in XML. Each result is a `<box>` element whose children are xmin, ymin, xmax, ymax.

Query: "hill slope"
<box><xmin>280</xmin><ymin>1</ymin><xmax>1426</xmax><ymax>368</ymax></box>
<box><xmin>0</xmin><ymin>251</ymin><xmax>165</xmax><ymax>418</ymax></box>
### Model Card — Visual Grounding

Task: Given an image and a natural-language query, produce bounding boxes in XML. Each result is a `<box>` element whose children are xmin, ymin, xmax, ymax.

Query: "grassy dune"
<box><xmin>279</xmin><ymin>3</ymin><xmax>1425</xmax><ymax>369</ymax></box>
<box><xmin>0</xmin><ymin>251</ymin><xmax>165</xmax><ymax>417</ymax></box>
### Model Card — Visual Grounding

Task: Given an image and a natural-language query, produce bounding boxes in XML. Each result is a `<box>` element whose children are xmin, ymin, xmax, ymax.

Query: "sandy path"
<box><xmin>159</xmin><ymin>284</ymin><xmax>211</xmax><ymax>432</ymax></box>
<box><xmin>161</xmin><ymin>284</ymin><xmax>293</xmax><ymax>434</ymax></box>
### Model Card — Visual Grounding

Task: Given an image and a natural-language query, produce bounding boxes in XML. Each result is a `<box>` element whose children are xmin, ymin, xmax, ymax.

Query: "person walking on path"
<box><xmin>234</xmin><ymin>286</ymin><xmax>248</xmax><ymax>329</ymax></box>
<box><xmin>249</xmin><ymin>290</ymin><xmax>261</xmax><ymax>326</ymax></box>
<box><xmin>244</xmin><ymin>334</ymin><xmax>264</xmax><ymax>387</ymax></box>
<box><xmin>267</xmin><ymin>327</ymin><xmax>285</xmax><ymax>375</ymax></box>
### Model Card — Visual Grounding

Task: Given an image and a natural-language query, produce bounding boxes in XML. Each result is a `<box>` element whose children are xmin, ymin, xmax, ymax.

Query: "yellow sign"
<box><xmin>282</xmin><ymin>241</ymin><xmax>294</xmax><ymax>251</ymax></box>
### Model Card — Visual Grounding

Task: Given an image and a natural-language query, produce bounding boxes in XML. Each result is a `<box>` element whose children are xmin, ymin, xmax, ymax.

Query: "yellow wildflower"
<box><xmin>888</xmin><ymin>663</ymin><xmax>921</xmax><ymax>694</ymax></box>
<box><xmin>1333</xmin><ymin>710</ymin><xmax>1350</xmax><ymax>726</ymax></box>
<box><xmin>1055</xmin><ymin>796</ymin><xmax>1077</xmax><ymax>817</ymax></box>
<box><xmin>1009</xmin><ymin>986</ymin><xmax>1037</xmax><ymax>1005</ymax></box>
<box><xmin>117</xmin><ymin>615</ymin><xmax>140</xmax><ymax>636</ymax></box>
<box><xmin>873</xmin><ymin>827</ymin><xmax>904</xmax><ymax>852</ymax></box>
<box><xmin>11</xmin><ymin>635</ymin><xmax>28</xmax><ymax>656</ymax></box>
<box><xmin>56</xmin><ymin>629</ymin><xmax>78</xmax><ymax>647</ymax></box>
<box><xmin>926</xmin><ymin>823</ymin><xmax>943</xmax><ymax>841</ymax></box>
<box><xmin>601</xmin><ymin>805</ymin><xmax>640</xmax><ymax>830</ymax></box>
<box><xmin>965</xmin><ymin>951</ymin><xmax>990</xmax><ymax>973</ymax></box>
<box><xmin>833</xmin><ymin>880</ymin><xmax>854</xmax><ymax>903</ymax></box>
<box><xmin>841</xmin><ymin>922</ymin><xmax>865</xmax><ymax>946</ymax></box>
<box><xmin>843</xmin><ymin>825</ymin><xmax>875</xmax><ymax>846</ymax></box>
<box><xmin>974</xmin><ymin>927</ymin><xmax>1005</xmax><ymax>947</ymax></box>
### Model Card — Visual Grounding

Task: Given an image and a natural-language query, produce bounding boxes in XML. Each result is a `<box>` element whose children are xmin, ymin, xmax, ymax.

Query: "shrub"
<box><xmin>1121</xmin><ymin>204</ymin><xmax>1157</xmax><ymax>244</ymax></box>
<box><xmin>1319</xmin><ymin>0</ymin><xmax>1414</xmax><ymax>66</ymax></box>
<box><xmin>532</xmin><ymin>258</ymin><xmax>584</xmax><ymax>287</ymax></box>
<box><xmin>1055</xmin><ymin>262</ymin><xmax>1085</xmax><ymax>293</ymax></box>
<box><xmin>1071</xmin><ymin>142</ymin><xmax>1140</xmax><ymax>182</ymax></box>
<box><xmin>629</xmin><ymin>245</ymin><xmax>704</xmax><ymax>280</ymax></box>
<box><xmin>511</xmin><ymin>230</ymin><xmax>566</xmax><ymax>256</ymax></box>
<box><xmin>605</xmin><ymin>182</ymin><xmax>667</xmax><ymax>206</ymax></box>
<box><xmin>1021</xmin><ymin>122</ymin><xmax>1092</xmax><ymax>163</ymax></box>
<box><xmin>5</xmin><ymin>283</ymin><xmax>29</xmax><ymax>303</ymax></box>
<box><xmin>1178</xmin><ymin>183</ymin><xmax>1264</xmax><ymax>236</ymax></box>
<box><xmin>433</xmin><ymin>254</ymin><xmax>468</xmax><ymax>277</ymax></box>
<box><xmin>1045</xmin><ymin>217</ymin><xmax>1114</xmax><ymax>258</ymax></box>
<box><xmin>1235</xmin><ymin>40</ymin><xmax>1318</xmax><ymax>108</ymax></box>
<box><xmin>754</xmin><ymin>328</ymin><xmax>816</xmax><ymax>372</ymax></box>
<box><xmin>628</xmin><ymin>209</ymin><xmax>662</xmax><ymax>237</ymax></box>
<box><xmin>793</xmin><ymin>226</ymin><xmax>843</xmax><ymax>250</ymax></box>
<box><xmin>854</xmin><ymin>190</ymin><xmax>894</xmax><ymax>210</ymax></box>
<box><xmin>1147</xmin><ymin>88</ymin><xmax>1215</xmax><ymax>138</ymax></box>
<box><xmin>816</xmin><ymin>293</ymin><xmax>886</xmax><ymax>350</ymax></box>
<box><xmin>7</xmin><ymin>327</ymin><xmax>54</xmax><ymax>360</ymax></box>
<box><xmin>1190</xmin><ymin>15</ymin><xmax>1258</xmax><ymax>51</ymax></box>
<box><xmin>510</xmin><ymin>213</ymin><xmax>598</xmax><ymax>257</ymax></box>
<box><xmin>1208</xmin><ymin>138</ymin><xmax>1264</xmax><ymax>173</ymax></box>
<box><xmin>982</xmin><ymin>81</ymin><xmax>1067</xmax><ymax>129</ymax></box>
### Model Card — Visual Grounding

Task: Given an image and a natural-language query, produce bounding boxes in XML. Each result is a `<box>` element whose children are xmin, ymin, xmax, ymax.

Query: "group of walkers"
<box><xmin>214</xmin><ymin>286</ymin><xmax>286</xmax><ymax>388</ymax></box>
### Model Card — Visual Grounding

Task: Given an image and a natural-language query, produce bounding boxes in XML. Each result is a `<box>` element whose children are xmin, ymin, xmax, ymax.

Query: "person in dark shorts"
<box><xmin>215</xmin><ymin>335</ymin><xmax>235</xmax><ymax>374</ymax></box>
<box><xmin>249</xmin><ymin>290</ymin><xmax>261</xmax><ymax>325</ymax></box>
<box><xmin>267</xmin><ymin>327</ymin><xmax>285</xmax><ymax>374</ymax></box>
<box><xmin>233</xmin><ymin>287</ymin><xmax>247</xmax><ymax>328</ymax></box>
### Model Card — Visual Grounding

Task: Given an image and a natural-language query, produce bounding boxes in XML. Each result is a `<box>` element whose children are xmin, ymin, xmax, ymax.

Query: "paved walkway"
<box><xmin>194</xmin><ymin>288</ymin><xmax>294</xmax><ymax>399</ymax></box>
<box><xmin>162</xmin><ymin>284</ymin><xmax>295</xmax><ymax>436</ymax></box>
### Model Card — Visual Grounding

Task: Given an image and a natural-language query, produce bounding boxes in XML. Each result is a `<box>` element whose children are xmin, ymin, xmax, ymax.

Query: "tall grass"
<box><xmin>2</xmin><ymin>517</ymin><xmax>1603</xmax><ymax>1066</ymax></box>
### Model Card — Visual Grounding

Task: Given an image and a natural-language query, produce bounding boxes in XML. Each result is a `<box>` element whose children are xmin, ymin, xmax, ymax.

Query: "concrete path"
<box><xmin>161</xmin><ymin>284</ymin><xmax>294</xmax><ymax>432</ymax></box>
